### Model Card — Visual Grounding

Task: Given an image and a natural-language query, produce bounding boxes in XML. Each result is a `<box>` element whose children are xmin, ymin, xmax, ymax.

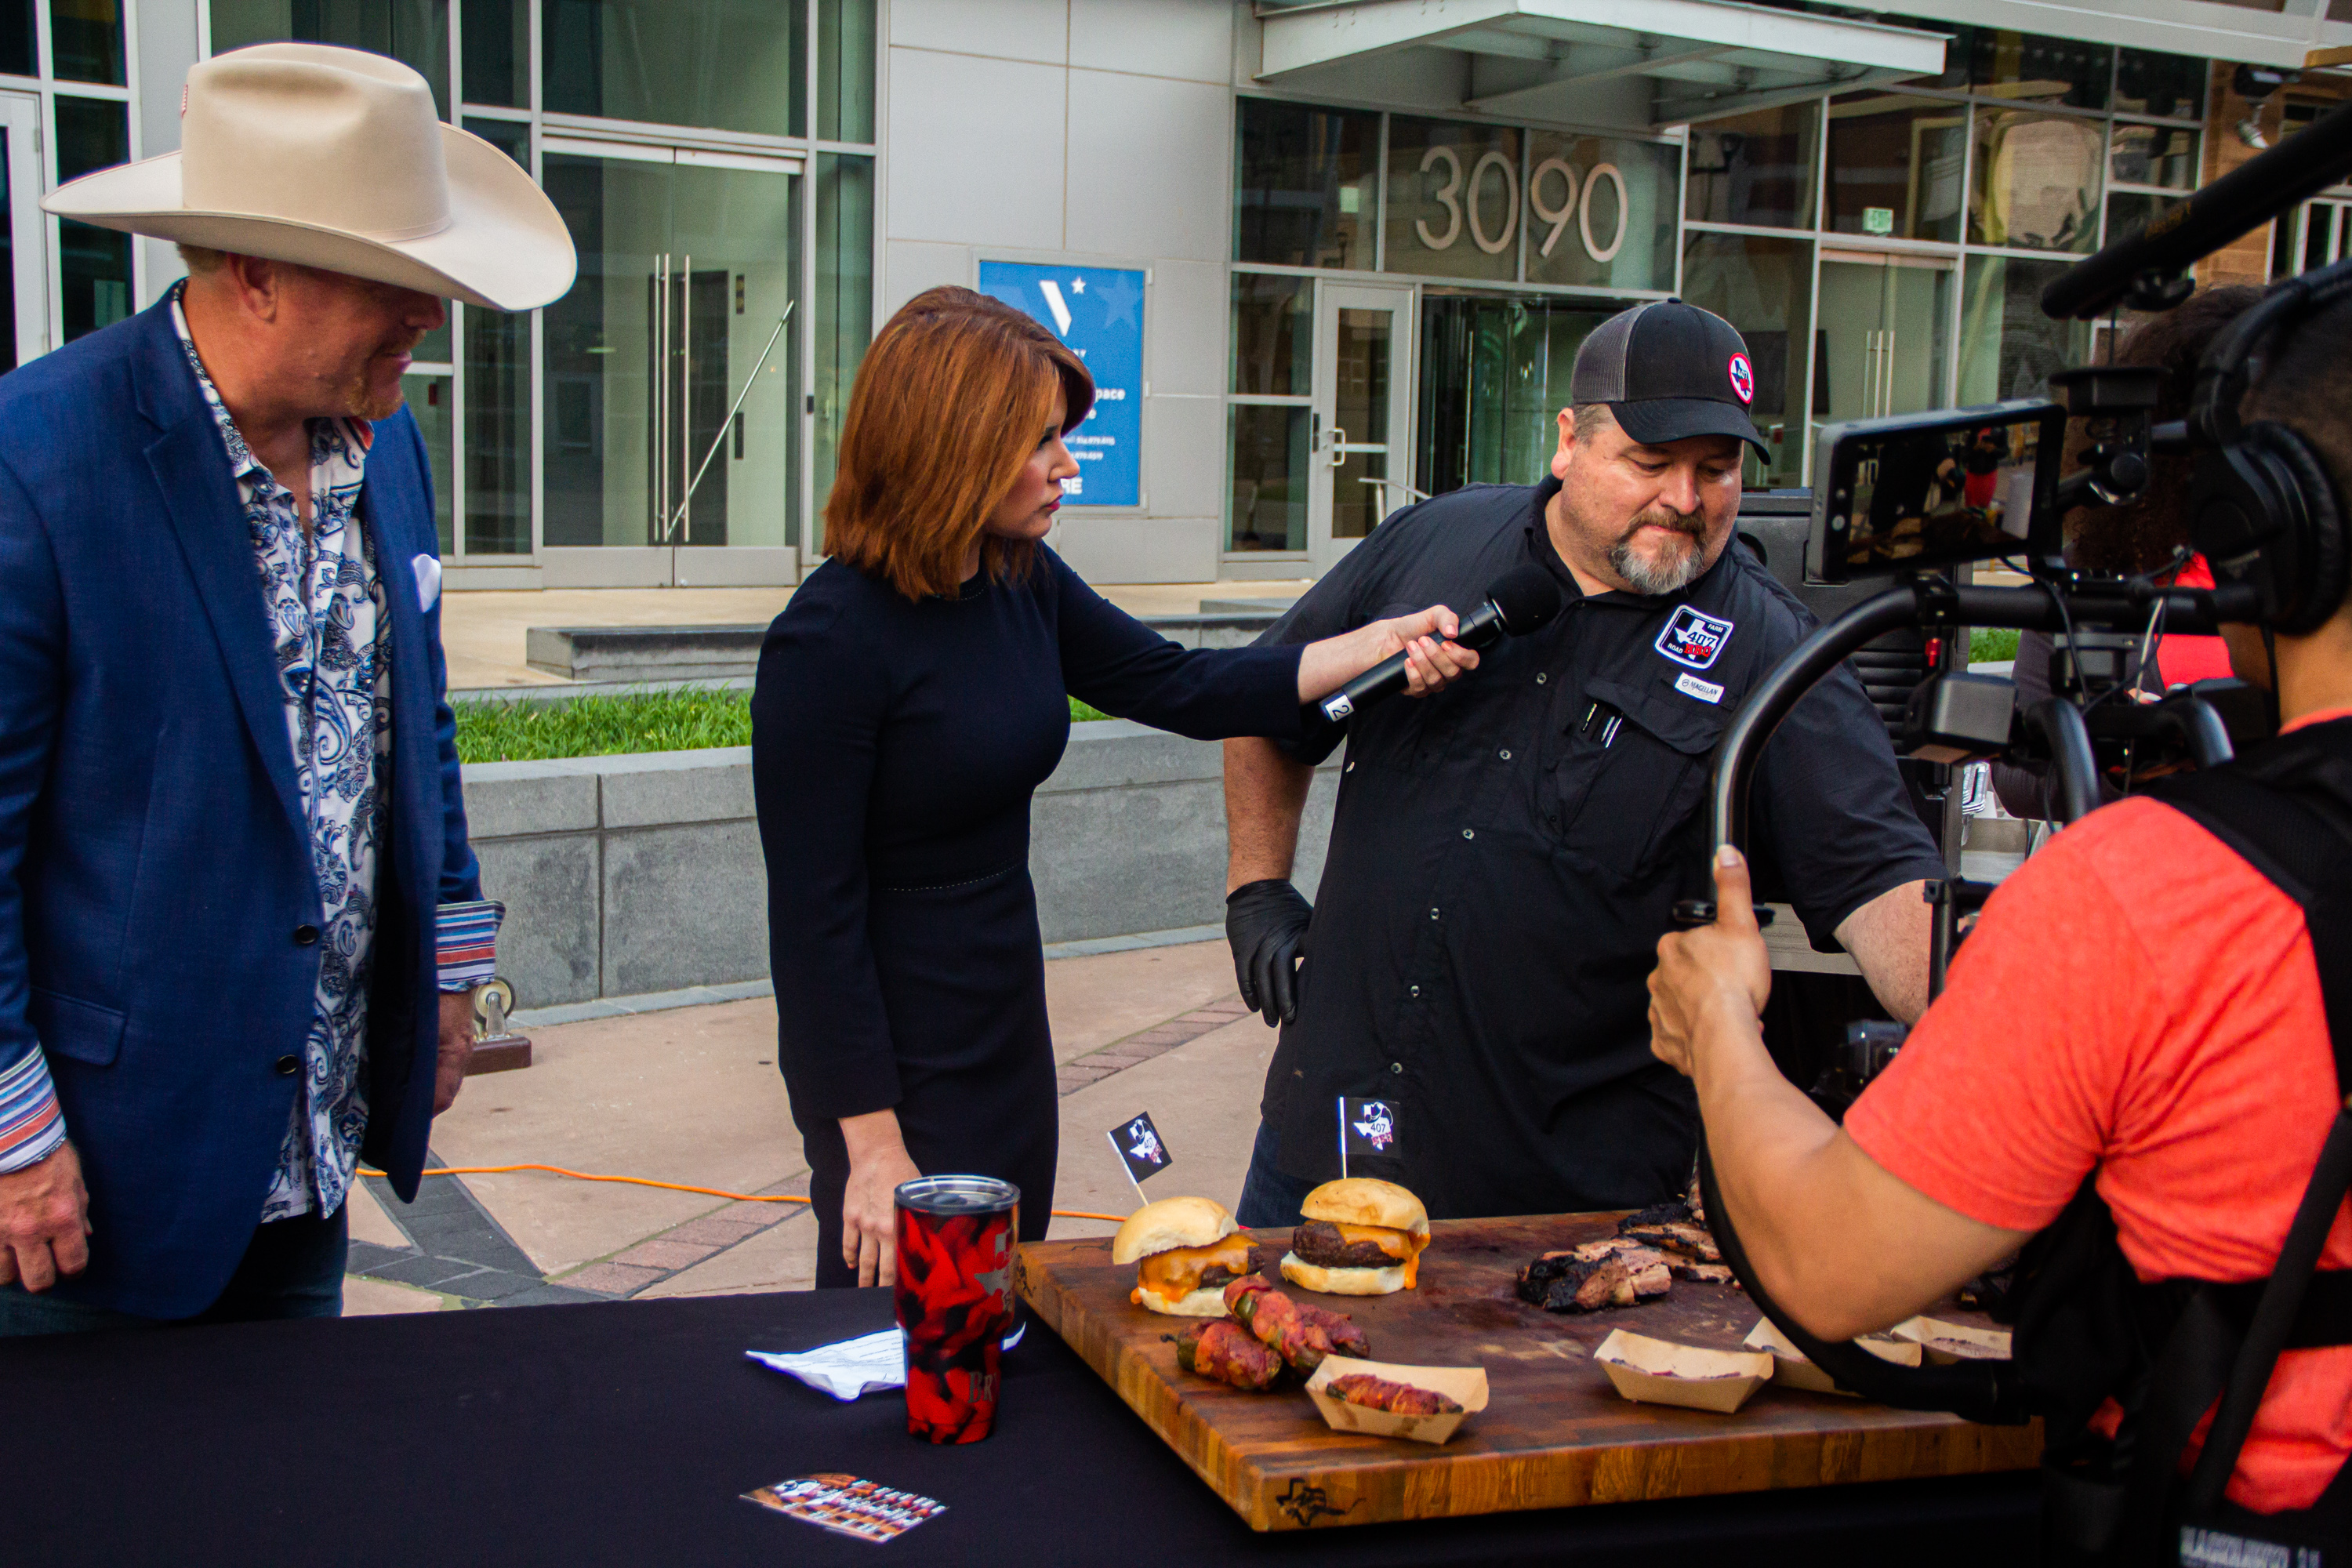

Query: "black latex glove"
<box><xmin>1226</xmin><ymin>878</ymin><xmax>1313</xmax><ymax>1029</ymax></box>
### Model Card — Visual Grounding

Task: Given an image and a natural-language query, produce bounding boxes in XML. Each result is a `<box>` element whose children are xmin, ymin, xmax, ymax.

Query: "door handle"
<box><xmin>1329</xmin><ymin>427</ymin><xmax>1347</xmax><ymax>467</ymax></box>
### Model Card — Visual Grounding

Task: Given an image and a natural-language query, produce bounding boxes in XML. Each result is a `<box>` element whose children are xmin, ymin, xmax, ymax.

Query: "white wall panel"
<box><xmin>890</xmin><ymin>0</ymin><xmax>1069</xmax><ymax>66</ymax></box>
<box><xmin>1050</xmin><ymin>515</ymin><xmax>1219</xmax><ymax>584</ymax></box>
<box><xmin>1146</xmin><ymin>258</ymin><xmax>1226</xmax><ymax>398</ymax></box>
<box><xmin>1143</xmin><ymin>394</ymin><xmax>1224</xmax><ymax>521</ymax></box>
<box><xmin>1063</xmin><ymin>70</ymin><xmax>1228</xmax><ymax>263</ymax></box>
<box><xmin>1070</xmin><ymin>0</ymin><xmax>1230</xmax><ymax>83</ymax></box>
<box><xmin>882</xmin><ymin>238</ymin><xmax>975</xmax><ymax>318</ymax></box>
<box><xmin>886</xmin><ymin>49</ymin><xmax>1068</xmax><ymax>249</ymax></box>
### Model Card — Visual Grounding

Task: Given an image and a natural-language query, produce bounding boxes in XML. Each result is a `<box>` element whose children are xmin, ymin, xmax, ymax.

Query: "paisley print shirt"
<box><xmin>172</xmin><ymin>286</ymin><xmax>387</xmax><ymax>1225</ymax></box>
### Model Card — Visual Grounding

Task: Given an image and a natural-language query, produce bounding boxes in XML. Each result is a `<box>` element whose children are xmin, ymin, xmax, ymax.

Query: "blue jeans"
<box><xmin>0</xmin><ymin>1204</ymin><xmax>349</xmax><ymax>1336</ymax></box>
<box><xmin>1235</xmin><ymin>1121</ymin><xmax>1321</xmax><ymax>1229</ymax></box>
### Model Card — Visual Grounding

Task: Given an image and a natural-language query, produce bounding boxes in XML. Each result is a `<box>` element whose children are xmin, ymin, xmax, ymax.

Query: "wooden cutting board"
<box><xmin>1014</xmin><ymin>1213</ymin><xmax>2041</xmax><ymax>1532</ymax></box>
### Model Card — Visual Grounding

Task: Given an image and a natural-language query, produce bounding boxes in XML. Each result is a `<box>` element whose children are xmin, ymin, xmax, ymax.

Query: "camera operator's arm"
<box><xmin>1650</xmin><ymin>850</ymin><xmax>2030</xmax><ymax>1341</ymax></box>
<box><xmin>1835</xmin><ymin>882</ymin><xmax>1933</xmax><ymax>1024</ymax></box>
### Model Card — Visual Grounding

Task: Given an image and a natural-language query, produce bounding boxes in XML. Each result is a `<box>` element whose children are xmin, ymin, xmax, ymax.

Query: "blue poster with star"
<box><xmin>975</xmin><ymin>261</ymin><xmax>1144</xmax><ymax>508</ymax></box>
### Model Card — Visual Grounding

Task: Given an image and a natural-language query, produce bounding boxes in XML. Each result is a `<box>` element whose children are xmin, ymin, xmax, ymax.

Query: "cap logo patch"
<box><xmin>1657</xmin><ymin>604</ymin><xmax>1735</xmax><ymax>671</ymax></box>
<box><xmin>1727</xmin><ymin>353</ymin><xmax>1755</xmax><ymax>406</ymax></box>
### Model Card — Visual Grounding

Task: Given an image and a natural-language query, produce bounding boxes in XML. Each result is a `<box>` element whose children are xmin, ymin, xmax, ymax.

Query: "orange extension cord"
<box><xmin>355</xmin><ymin>1162</ymin><xmax>1129</xmax><ymax>1223</ymax></box>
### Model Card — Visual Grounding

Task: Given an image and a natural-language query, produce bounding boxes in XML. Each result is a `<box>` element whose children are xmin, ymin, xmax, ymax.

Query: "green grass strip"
<box><xmin>1969</xmin><ymin>627</ymin><xmax>2020</xmax><ymax>666</ymax></box>
<box><xmin>456</xmin><ymin>687</ymin><xmax>1115</xmax><ymax>764</ymax></box>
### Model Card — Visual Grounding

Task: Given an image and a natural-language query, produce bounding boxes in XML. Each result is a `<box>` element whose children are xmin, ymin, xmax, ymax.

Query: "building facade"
<box><xmin>5</xmin><ymin>0</ymin><xmax>2350</xmax><ymax>590</ymax></box>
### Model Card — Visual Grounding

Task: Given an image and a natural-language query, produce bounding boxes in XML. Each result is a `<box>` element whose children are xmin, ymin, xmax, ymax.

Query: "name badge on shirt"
<box><xmin>1675</xmin><ymin>671</ymin><xmax>1725</xmax><ymax>705</ymax></box>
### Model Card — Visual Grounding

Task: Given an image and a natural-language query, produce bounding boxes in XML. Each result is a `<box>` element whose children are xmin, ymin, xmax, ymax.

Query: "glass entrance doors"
<box><xmin>541</xmin><ymin>141</ymin><xmax>800</xmax><ymax>584</ymax></box>
<box><xmin>1816</xmin><ymin>252</ymin><xmax>1953</xmax><ymax>437</ymax></box>
<box><xmin>0</xmin><ymin>93</ymin><xmax>44</xmax><ymax>368</ymax></box>
<box><xmin>1309</xmin><ymin>281</ymin><xmax>1414</xmax><ymax>572</ymax></box>
<box><xmin>1417</xmin><ymin>293</ymin><xmax>1616</xmax><ymax>498</ymax></box>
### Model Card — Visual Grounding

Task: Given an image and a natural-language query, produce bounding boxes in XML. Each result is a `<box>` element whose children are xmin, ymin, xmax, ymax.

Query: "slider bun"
<box><xmin>1299</xmin><ymin>1178</ymin><xmax>1428</xmax><ymax>1240</ymax></box>
<box><xmin>1134</xmin><ymin>1283</ymin><xmax>1232</xmax><ymax>1317</ymax></box>
<box><xmin>1280</xmin><ymin>1251</ymin><xmax>1407</xmax><ymax>1297</ymax></box>
<box><xmin>1111</xmin><ymin>1196</ymin><xmax>1237</xmax><ymax>1264</ymax></box>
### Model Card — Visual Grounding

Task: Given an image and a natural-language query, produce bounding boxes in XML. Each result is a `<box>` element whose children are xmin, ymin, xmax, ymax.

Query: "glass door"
<box><xmin>1310</xmin><ymin>281</ymin><xmax>1414</xmax><ymax>572</ymax></box>
<box><xmin>541</xmin><ymin>140</ymin><xmax>800</xmax><ymax>584</ymax></box>
<box><xmin>2288</xmin><ymin>198</ymin><xmax>2352</xmax><ymax>276</ymax></box>
<box><xmin>1815</xmin><ymin>251</ymin><xmax>1953</xmax><ymax>443</ymax></box>
<box><xmin>0</xmin><ymin>92</ymin><xmax>44</xmax><ymax>368</ymax></box>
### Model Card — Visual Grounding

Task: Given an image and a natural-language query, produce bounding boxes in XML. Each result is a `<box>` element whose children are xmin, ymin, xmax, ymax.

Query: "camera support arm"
<box><xmin>1677</xmin><ymin>573</ymin><xmax>2260</xmax><ymax>1417</ymax></box>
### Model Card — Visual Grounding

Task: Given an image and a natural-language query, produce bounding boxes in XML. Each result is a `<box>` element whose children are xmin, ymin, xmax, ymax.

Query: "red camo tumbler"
<box><xmin>893</xmin><ymin>1175</ymin><xmax>1019</xmax><ymax>1444</ymax></box>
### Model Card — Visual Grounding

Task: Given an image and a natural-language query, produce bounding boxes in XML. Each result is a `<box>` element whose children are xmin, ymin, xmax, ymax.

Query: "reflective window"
<box><xmin>811</xmin><ymin>151</ymin><xmax>873</xmax><ymax>554</ymax></box>
<box><xmin>1227</xmin><ymin>405</ymin><xmax>1308</xmax><ymax>553</ymax></box>
<box><xmin>1825</xmin><ymin>94</ymin><xmax>1966</xmax><ymax>244</ymax></box>
<box><xmin>461</xmin><ymin>0</ymin><xmax>528</xmax><ymax>108</ymax></box>
<box><xmin>2109</xmin><ymin>123</ymin><xmax>2199</xmax><ymax>191</ymax></box>
<box><xmin>405</xmin><ymin>371</ymin><xmax>456</xmax><ymax>552</ymax></box>
<box><xmin>53</xmin><ymin>96</ymin><xmax>129</xmax><ymax>342</ymax></box>
<box><xmin>1523</xmin><ymin>131</ymin><xmax>1676</xmax><ymax>292</ymax></box>
<box><xmin>462</xmin><ymin>115</ymin><xmax>532</xmax><ymax>554</ymax></box>
<box><xmin>1383</xmin><ymin>118</ymin><xmax>1520</xmax><ymax>281</ymax></box>
<box><xmin>0</xmin><ymin>0</ymin><xmax>29</xmax><ymax>78</ymax></box>
<box><xmin>1234</xmin><ymin>98</ymin><xmax>1376</xmax><ymax>270</ymax></box>
<box><xmin>1963</xmin><ymin>31</ymin><xmax>2111</xmax><ymax>112</ymax></box>
<box><xmin>2115</xmin><ymin>48</ymin><xmax>2205</xmax><ymax>122</ymax></box>
<box><xmin>1958</xmin><ymin>254</ymin><xmax>2089</xmax><ymax>404</ymax></box>
<box><xmin>817</xmin><ymin>0</ymin><xmax>876</xmax><ymax>143</ymax></box>
<box><xmin>1971</xmin><ymin>107</ymin><xmax>2103</xmax><ymax>254</ymax></box>
<box><xmin>213</xmin><ymin>0</ymin><xmax>449</xmax><ymax>118</ymax></box>
<box><xmin>49</xmin><ymin>0</ymin><xmax>120</xmax><ymax>86</ymax></box>
<box><xmin>1417</xmin><ymin>296</ymin><xmax>1611</xmax><ymax>496</ymax></box>
<box><xmin>1679</xmin><ymin>231</ymin><xmax>1811</xmax><ymax>488</ymax></box>
<box><xmin>1231</xmin><ymin>271</ymin><xmax>1309</xmax><ymax>397</ymax></box>
<box><xmin>544</xmin><ymin>0</ymin><xmax>805</xmax><ymax>138</ymax></box>
<box><xmin>2105</xmin><ymin>191</ymin><xmax>2183</xmax><ymax>249</ymax></box>
<box><xmin>1685</xmin><ymin>102</ymin><xmax>1817</xmax><ymax>230</ymax></box>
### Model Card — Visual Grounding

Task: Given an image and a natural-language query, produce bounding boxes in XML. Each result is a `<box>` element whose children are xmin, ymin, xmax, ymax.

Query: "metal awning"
<box><xmin>1255</xmin><ymin>0</ymin><xmax>1951</xmax><ymax>129</ymax></box>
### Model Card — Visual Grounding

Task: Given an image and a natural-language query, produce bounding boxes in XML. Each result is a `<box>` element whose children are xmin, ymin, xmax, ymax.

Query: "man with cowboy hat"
<box><xmin>0</xmin><ymin>43</ymin><xmax>575</xmax><ymax>1330</ymax></box>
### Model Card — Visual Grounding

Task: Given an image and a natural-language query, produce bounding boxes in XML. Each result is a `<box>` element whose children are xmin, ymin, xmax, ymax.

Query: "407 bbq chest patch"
<box><xmin>1656</xmin><ymin>604</ymin><xmax>1735</xmax><ymax>671</ymax></box>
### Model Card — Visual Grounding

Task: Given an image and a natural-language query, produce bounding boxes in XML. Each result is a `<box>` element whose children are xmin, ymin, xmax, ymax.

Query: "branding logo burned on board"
<box><xmin>1727</xmin><ymin>353</ymin><xmax>1755</xmax><ymax>406</ymax></box>
<box><xmin>1657</xmin><ymin>604</ymin><xmax>1736</xmax><ymax>671</ymax></box>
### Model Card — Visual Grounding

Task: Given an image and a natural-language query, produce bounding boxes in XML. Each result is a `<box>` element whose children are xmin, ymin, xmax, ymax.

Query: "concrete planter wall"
<box><xmin>463</xmin><ymin>721</ymin><xmax>1340</xmax><ymax>1011</ymax></box>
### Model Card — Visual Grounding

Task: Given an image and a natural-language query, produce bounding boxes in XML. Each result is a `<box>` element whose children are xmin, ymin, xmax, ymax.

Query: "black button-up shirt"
<box><xmin>1255</xmin><ymin>477</ymin><xmax>1944</xmax><ymax>1219</ymax></box>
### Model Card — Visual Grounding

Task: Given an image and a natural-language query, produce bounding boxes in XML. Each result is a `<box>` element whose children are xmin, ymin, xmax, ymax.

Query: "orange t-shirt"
<box><xmin>1846</xmin><ymin>710</ymin><xmax>2352</xmax><ymax>1514</ymax></box>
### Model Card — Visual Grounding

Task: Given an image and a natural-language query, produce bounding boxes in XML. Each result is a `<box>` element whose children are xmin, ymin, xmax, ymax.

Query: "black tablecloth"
<box><xmin>2</xmin><ymin>1290</ymin><xmax>2038</xmax><ymax>1565</ymax></box>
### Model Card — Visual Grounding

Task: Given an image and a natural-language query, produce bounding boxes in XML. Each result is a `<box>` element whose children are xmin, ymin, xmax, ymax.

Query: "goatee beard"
<box><xmin>1609</xmin><ymin>509</ymin><xmax>1708</xmax><ymax>595</ymax></box>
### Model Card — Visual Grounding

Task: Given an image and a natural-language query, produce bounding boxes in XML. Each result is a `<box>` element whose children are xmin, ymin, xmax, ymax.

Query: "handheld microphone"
<box><xmin>1312</xmin><ymin>564</ymin><xmax>1563</xmax><ymax>724</ymax></box>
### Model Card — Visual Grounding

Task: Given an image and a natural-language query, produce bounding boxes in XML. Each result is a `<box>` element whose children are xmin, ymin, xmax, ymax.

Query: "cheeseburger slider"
<box><xmin>1113</xmin><ymin>1196</ymin><xmax>1258</xmax><ymax>1316</ymax></box>
<box><xmin>1281</xmin><ymin>1178</ymin><xmax>1429</xmax><ymax>1295</ymax></box>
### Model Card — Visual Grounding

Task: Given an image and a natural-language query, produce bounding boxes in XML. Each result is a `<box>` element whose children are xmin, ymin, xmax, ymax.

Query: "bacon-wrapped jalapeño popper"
<box><xmin>1173</xmin><ymin>1319</ymin><xmax>1282</xmax><ymax>1390</ymax></box>
<box><xmin>1221</xmin><ymin>1274</ymin><xmax>1341</xmax><ymax>1376</ymax></box>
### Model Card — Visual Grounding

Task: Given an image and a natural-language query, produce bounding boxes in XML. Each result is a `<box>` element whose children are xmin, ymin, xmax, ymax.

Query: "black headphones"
<box><xmin>2188</xmin><ymin>256</ymin><xmax>2352</xmax><ymax>634</ymax></box>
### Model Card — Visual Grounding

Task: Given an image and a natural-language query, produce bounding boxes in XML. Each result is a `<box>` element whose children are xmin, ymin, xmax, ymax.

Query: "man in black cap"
<box><xmin>1223</xmin><ymin>299</ymin><xmax>1946</xmax><ymax>1224</ymax></box>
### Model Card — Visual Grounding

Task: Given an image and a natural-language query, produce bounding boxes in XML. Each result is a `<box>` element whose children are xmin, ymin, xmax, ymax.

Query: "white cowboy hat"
<box><xmin>42</xmin><ymin>42</ymin><xmax>575</xmax><ymax>311</ymax></box>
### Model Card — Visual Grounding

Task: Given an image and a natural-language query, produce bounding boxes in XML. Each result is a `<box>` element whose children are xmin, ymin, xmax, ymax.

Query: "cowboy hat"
<box><xmin>43</xmin><ymin>42</ymin><xmax>575</xmax><ymax>311</ymax></box>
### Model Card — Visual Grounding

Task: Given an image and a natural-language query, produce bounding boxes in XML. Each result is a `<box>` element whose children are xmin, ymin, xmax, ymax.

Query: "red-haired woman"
<box><xmin>753</xmin><ymin>287</ymin><xmax>1479</xmax><ymax>1287</ymax></box>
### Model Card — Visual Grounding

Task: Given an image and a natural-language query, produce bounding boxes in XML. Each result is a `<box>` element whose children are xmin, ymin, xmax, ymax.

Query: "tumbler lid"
<box><xmin>895</xmin><ymin>1174</ymin><xmax>1021</xmax><ymax>1216</ymax></box>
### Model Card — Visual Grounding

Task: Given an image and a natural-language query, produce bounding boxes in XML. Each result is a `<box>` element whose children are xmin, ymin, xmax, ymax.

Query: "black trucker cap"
<box><xmin>1569</xmin><ymin>299</ymin><xmax>1769</xmax><ymax>459</ymax></box>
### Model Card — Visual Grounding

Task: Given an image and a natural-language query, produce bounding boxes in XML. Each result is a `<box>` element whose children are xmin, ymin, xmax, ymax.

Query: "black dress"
<box><xmin>750</xmin><ymin>548</ymin><xmax>1304</xmax><ymax>1287</ymax></box>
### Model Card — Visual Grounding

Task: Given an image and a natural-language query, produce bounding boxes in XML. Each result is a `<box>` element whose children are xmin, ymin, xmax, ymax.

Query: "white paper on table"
<box><xmin>746</xmin><ymin>1323</ymin><xmax>1027</xmax><ymax>1402</ymax></box>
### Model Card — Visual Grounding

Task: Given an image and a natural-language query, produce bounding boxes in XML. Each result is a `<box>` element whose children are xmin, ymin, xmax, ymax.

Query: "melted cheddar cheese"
<box><xmin>1134</xmin><ymin>1232</ymin><xmax>1254</xmax><ymax>1303</ymax></box>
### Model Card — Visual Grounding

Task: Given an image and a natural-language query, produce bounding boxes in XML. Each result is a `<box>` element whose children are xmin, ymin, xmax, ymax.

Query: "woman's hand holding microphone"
<box><xmin>1295</xmin><ymin>605</ymin><xmax>1481</xmax><ymax>704</ymax></box>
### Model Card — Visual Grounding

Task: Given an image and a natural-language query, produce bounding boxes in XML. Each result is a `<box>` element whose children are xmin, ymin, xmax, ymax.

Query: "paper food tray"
<box><xmin>1744</xmin><ymin>1317</ymin><xmax>1922</xmax><ymax>1395</ymax></box>
<box><xmin>1303</xmin><ymin>1356</ymin><xmax>1489</xmax><ymax>1446</ymax></box>
<box><xmin>1592</xmin><ymin>1329</ymin><xmax>1776</xmax><ymax>1414</ymax></box>
<box><xmin>1891</xmin><ymin>1315</ymin><xmax>2013</xmax><ymax>1365</ymax></box>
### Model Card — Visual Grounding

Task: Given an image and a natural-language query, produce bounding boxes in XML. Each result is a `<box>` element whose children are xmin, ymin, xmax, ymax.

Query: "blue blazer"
<box><xmin>0</xmin><ymin>297</ymin><xmax>480</xmax><ymax>1317</ymax></box>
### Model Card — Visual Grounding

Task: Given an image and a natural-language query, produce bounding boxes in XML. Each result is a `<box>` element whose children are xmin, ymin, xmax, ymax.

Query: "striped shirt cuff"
<box><xmin>0</xmin><ymin>1049</ymin><xmax>66</xmax><ymax>1174</ymax></box>
<box><xmin>436</xmin><ymin>898</ymin><xmax>506</xmax><ymax>991</ymax></box>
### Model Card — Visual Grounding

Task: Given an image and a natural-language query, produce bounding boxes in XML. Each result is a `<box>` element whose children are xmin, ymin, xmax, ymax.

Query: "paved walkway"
<box><xmin>342</xmin><ymin>939</ymin><xmax>1275</xmax><ymax>1316</ymax></box>
<box><xmin>438</xmin><ymin>581</ymin><xmax>1313</xmax><ymax>689</ymax></box>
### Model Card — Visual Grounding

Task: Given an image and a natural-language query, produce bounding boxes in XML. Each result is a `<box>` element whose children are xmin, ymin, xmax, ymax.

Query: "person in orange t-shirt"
<box><xmin>1645</xmin><ymin>292</ymin><xmax>2352</xmax><ymax>1524</ymax></box>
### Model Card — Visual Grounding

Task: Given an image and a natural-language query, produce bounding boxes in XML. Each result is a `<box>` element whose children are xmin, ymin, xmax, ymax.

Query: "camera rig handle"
<box><xmin>1677</xmin><ymin>572</ymin><xmax>2260</xmax><ymax>1417</ymax></box>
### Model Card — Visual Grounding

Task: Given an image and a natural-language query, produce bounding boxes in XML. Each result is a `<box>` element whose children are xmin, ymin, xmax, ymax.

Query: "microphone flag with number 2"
<box><xmin>1109</xmin><ymin>1111</ymin><xmax>1172</xmax><ymax>1185</ymax></box>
